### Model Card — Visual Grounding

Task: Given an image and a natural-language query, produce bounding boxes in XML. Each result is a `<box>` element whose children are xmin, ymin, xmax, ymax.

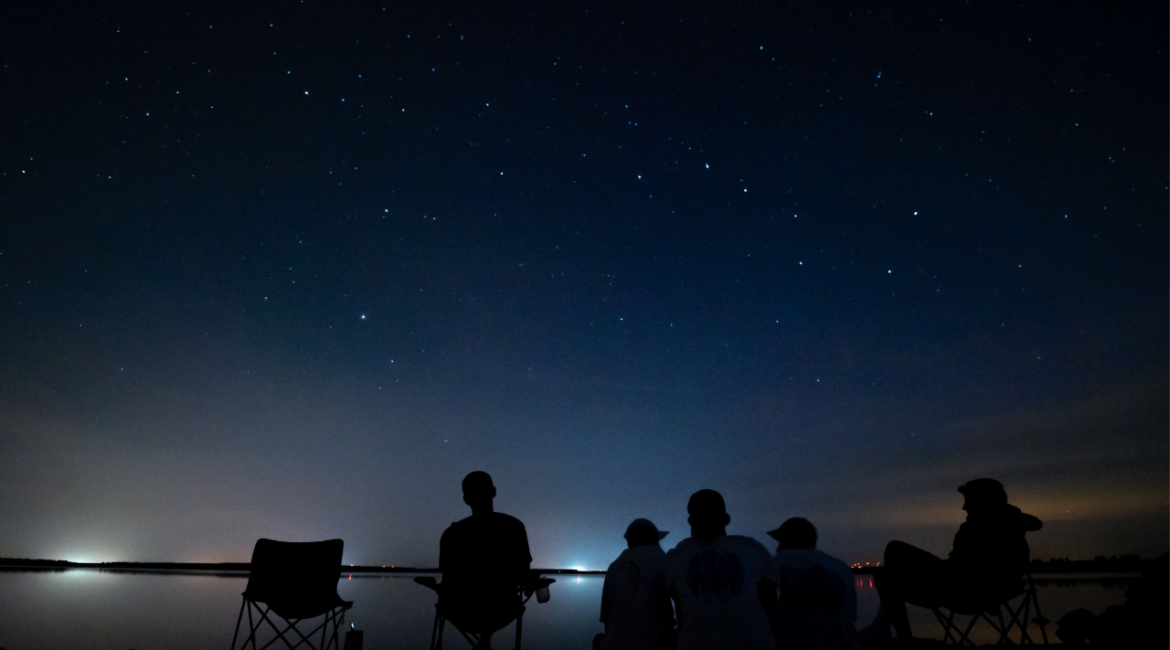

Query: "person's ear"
<box><xmin>722</xmin><ymin>513</ymin><xmax>731</xmax><ymax>526</ymax></box>
<box><xmin>490</xmin><ymin>486</ymin><xmax>497</xmax><ymax>499</ymax></box>
<box><xmin>687</xmin><ymin>516</ymin><xmax>694</xmax><ymax>527</ymax></box>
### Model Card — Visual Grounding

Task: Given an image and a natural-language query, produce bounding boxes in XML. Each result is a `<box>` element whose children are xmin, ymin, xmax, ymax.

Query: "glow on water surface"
<box><xmin>0</xmin><ymin>570</ymin><xmax>1133</xmax><ymax>649</ymax></box>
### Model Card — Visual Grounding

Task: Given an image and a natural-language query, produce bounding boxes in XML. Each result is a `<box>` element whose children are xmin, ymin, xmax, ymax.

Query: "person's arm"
<box><xmin>755</xmin><ymin>541</ymin><xmax>783</xmax><ymax>645</ymax></box>
<box><xmin>439</xmin><ymin>527</ymin><xmax>451</xmax><ymax>575</ymax></box>
<box><xmin>600</xmin><ymin>570</ymin><xmax>610</xmax><ymax>624</ymax></box>
<box><xmin>514</xmin><ymin>520</ymin><xmax>533</xmax><ymax>591</ymax></box>
<box><xmin>758</xmin><ymin>577</ymin><xmax>780</xmax><ymax>641</ymax></box>
<box><xmin>948</xmin><ymin>521</ymin><xmax>971</xmax><ymax>562</ymax></box>
<box><xmin>668</xmin><ymin>583</ymin><xmax>682</xmax><ymax>630</ymax></box>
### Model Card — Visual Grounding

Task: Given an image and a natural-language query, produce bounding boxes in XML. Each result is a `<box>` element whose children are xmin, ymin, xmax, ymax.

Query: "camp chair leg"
<box><xmin>933</xmin><ymin>608</ymin><xmax>955</xmax><ymax>644</ymax></box>
<box><xmin>254</xmin><ymin>606</ymin><xmax>304</xmax><ymax>650</ymax></box>
<box><xmin>429</xmin><ymin>606</ymin><xmax>443</xmax><ymax>650</ymax></box>
<box><xmin>320</xmin><ymin>611</ymin><xmax>330</xmax><ymax>650</ymax></box>
<box><xmin>237</xmin><ymin>603</ymin><xmax>346</xmax><ymax>650</ymax></box>
<box><xmin>1028</xmin><ymin>586</ymin><xmax>1050</xmax><ymax>644</ymax></box>
<box><xmin>231</xmin><ymin>598</ymin><xmax>247</xmax><ymax>650</ymax></box>
<box><xmin>959</xmin><ymin>611</ymin><xmax>981</xmax><ymax>646</ymax></box>
<box><xmin>991</xmin><ymin>606</ymin><xmax>1009</xmax><ymax>644</ymax></box>
<box><xmin>244</xmin><ymin>599</ymin><xmax>259</xmax><ymax>649</ymax></box>
<box><xmin>1011</xmin><ymin>594</ymin><xmax>1031</xmax><ymax>644</ymax></box>
<box><xmin>934</xmin><ymin>607</ymin><xmax>979</xmax><ymax>646</ymax></box>
<box><xmin>514</xmin><ymin>607</ymin><xmax>523</xmax><ymax>650</ymax></box>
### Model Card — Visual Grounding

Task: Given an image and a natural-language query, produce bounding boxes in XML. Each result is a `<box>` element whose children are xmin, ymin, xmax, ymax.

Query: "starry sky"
<box><xmin>1</xmin><ymin>1</ymin><xmax>1166</xmax><ymax>570</ymax></box>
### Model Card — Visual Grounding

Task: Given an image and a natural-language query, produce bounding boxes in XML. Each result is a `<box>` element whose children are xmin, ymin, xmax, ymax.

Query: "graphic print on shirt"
<box><xmin>687</xmin><ymin>549</ymin><xmax>744</xmax><ymax>603</ymax></box>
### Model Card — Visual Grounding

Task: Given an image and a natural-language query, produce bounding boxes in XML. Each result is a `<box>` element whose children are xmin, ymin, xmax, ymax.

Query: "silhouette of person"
<box><xmin>769</xmin><ymin>517</ymin><xmax>862</xmax><ymax>650</ymax></box>
<box><xmin>595</xmin><ymin>518</ymin><xmax>676</xmax><ymax>650</ymax></box>
<box><xmin>859</xmin><ymin>478</ymin><xmax>1043</xmax><ymax>641</ymax></box>
<box><xmin>665</xmin><ymin>489</ymin><xmax>781</xmax><ymax>650</ymax></box>
<box><xmin>438</xmin><ymin>471</ymin><xmax>532</xmax><ymax>647</ymax></box>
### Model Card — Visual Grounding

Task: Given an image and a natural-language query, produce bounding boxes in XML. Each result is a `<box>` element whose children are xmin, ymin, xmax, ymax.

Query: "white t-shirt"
<box><xmin>774</xmin><ymin>548</ymin><xmax>862</xmax><ymax>650</ymax></box>
<box><xmin>665</xmin><ymin>535</ymin><xmax>781</xmax><ymax>650</ymax></box>
<box><xmin>600</xmin><ymin>545</ymin><xmax>675</xmax><ymax>650</ymax></box>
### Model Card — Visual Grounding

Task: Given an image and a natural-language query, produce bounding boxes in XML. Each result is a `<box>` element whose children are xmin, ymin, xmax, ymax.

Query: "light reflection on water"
<box><xmin>0</xmin><ymin>570</ymin><xmax>1132</xmax><ymax>649</ymax></box>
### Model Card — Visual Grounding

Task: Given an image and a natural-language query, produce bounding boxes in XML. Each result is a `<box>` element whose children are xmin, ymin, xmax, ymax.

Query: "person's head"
<box><xmin>624</xmin><ymin>518</ymin><xmax>669</xmax><ymax>548</ymax></box>
<box><xmin>767</xmin><ymin>517</ymin><xmax>817</xmax><ymax>551</ymax></box>
<box><xmin>687</xmin><ymin>489</ymin><xmax>730</xmax><ymax>539</ymax></box>
<box><xmin>958</xmin><ymin>478</ymin><xmax>1008</xmax><ymax>513</ymax></box>
<box><xmin>462</xmin><ymin>471</ymin><xmax>496</xmax><ymax>511</ymax></box>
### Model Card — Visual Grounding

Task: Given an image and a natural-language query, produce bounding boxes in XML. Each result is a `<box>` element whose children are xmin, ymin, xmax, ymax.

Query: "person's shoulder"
<box><xmin>443</xmin><ymin>517</ymin><xmax>471</xmax><ymax>536</ymax></box>
<box><xmin>776</xmin><ymin>547</ymin><xmax>816</xmax><ymax>567</ymax></box>
<box><xmin>815</xmin><ymin>550</ymin><xmax>855</xmax><ymax>577</ymax></box>
<box><xmin>493</xmin><ymin>512</ymin><xmax>526</xmax><ymax>527</ymax></box>
<box><xmin>726</xmin><ymin>534</ymin><xmax>771</xmax><ymax>554</ymax></box>
<box><xmin>608</xmin><ymin>548</ymin><xmax>634</xmax><ymax>571</ymax></box>
<box><xmin>666</xmin><ymin>537</ymin><xmax>698</xmax><ymax>560</ymax></box>
<box><xmin>637</xmin><ymin>544</ymin><xmax>667</xmax><ymax>557</ymax></box>
<box><xmin>630</xmin><ymin>544</ymin><xmax>667</xmax><ymax>565</ymax></box>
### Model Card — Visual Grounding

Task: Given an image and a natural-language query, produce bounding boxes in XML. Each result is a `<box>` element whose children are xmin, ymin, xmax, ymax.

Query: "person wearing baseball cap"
<box><xmin>769</xmin><ymin>518</ymin><xmax>862</xmax><ymax>650</ymax></box>
<box><xmin>859</xmin><ymin>478</ymin><xmax>1042</xmax><ymax>643</ymax></box>
<box><xmin>595</xmin><ymin>519</ymin><xmax>676</xmax><ymax>650</ymax></box>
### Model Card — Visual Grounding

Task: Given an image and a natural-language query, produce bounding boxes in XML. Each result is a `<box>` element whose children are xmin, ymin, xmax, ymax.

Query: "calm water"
<box><xmin>0</xmin><ymin>570</ymin><xmax>1133</xmax><ymax>649</ymax></box>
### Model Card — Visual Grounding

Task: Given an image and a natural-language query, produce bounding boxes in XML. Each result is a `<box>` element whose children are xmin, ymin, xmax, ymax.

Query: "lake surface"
<box><xmin>0</xmin><ymin>569</ymin><xmax>1134</xmax><ymax>649</ymax></box>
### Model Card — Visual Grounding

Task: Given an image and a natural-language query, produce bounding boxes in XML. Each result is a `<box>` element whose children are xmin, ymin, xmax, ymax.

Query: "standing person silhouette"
<box><xmin>665</xmin><ymin>489</ymin><xmax>781</xmax><ymax>650</ymax></box>
<box><xmin>438</xmin><ymin>471</ymin><xmax>532</xmax><ymax>648</ymax></box>
<box><xmin>859</xmin><ymin>478</ymin><xmax>1042</xmax><ymax>642</ymax></box>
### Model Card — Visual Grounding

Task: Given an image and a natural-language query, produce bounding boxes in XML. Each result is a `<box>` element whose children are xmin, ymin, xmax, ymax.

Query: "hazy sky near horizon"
<box><xmin>1</xmin><ymin>1</ymin><xmax>1166</xmax><ymax>570</ymax></box>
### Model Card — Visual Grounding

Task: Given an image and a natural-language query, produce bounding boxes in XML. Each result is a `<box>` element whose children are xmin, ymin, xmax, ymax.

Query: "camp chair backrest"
<box><xmin>244</xmin><ymin>538</ymin><xmax>345</xmax><ymax>619</ymax></box>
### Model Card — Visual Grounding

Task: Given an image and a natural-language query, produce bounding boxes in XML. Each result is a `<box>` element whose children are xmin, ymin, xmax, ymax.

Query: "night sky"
<box><xmin>1</xmin><ymin>1</ymin><xmax>1166</xmax><ymax>571</ymax></box>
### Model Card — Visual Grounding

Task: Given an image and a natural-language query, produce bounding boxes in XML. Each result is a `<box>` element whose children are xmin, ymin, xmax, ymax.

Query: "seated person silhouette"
<box><xmin>665</xmin><ymin>489</ymin><xmax>781</xmax><ymax>650</ymax></box>
<box><xmin>438</xmin><ymin>471</ymin><xmax>532</xmax><ymax>647</ymax></box>
<box><xmin>769</xmin><ymin>517</ymin><xmax>861</xmax><ymax>650</ymax></box>
<box><xmin>859</xmin><ymin>478</ymin><xmax>1043</xmax><ymax>642</ymax></box>
<box><xmin>595</xmin><ymin>518</ymin><xmax>676</xmax><ymax>650</ymax></box>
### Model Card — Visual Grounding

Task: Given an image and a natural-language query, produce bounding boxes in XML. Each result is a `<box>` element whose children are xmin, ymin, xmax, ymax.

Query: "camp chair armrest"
<box><xmin>523</xmin><ymin>576</ymin><xmax>555</xmax><ymax>597</ymax></box>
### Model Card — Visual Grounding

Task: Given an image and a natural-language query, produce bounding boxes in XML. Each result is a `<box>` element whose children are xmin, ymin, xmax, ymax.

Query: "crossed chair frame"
<box><xmin>931</xmin><ymin>572</ymin><xmax>1050</xmax><ymax>646</ymax></box>
<box><xmin>230</xmin><ymin>596</ymin><xmax>350</xmax><ymax>650</ymax></box>
<box><xmin>415</xmin><ymin>574</ymin><xmax>555</xmax><ymax>650</ymax></box>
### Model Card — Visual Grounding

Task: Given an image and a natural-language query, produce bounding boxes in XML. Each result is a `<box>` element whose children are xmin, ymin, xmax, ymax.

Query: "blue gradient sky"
<box><xmin>1</xmin><ymin>1</ymin><xmax>1166</xmax><ymax>569</ymax></box>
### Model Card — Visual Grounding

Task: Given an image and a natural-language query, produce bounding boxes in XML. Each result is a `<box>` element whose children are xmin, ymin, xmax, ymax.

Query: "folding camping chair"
<box><xmin>931</xmin><ymin>571</ymin><xmax>1050</xmax><ymax>645</ymax></box>
<box><xmin>414</xmin><ymin>572</ymin><xmax>555</xmax><ymax>650</ymax></box>
<box><xmin>230</xmin><ymin>538</ymin><xmax>354</xmax><ymax>650</ymax></box>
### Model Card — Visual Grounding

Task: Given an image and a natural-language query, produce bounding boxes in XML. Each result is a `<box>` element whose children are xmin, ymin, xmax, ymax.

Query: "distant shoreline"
<box><xmin>0</xmin><ymin>558</ymin><xmax>604</xmax><ymax>576</ymax></box>
<box><xmin>0</xmin><ymin>556</ymin><xmax>1157</xmax><ymax>576</ymax></box>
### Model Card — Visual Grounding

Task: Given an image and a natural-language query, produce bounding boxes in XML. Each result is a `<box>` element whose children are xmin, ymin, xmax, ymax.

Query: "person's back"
<box><xmin>769</xmin><ymin>517</ymin><xmax>861</xmax><ymax>650</ymax></box>
<box><xmin>949</xmin><ymin>501</ymin><xmax>1041</xmax><ymax>596</ymax></box>
<box><xmin>598</xmin><ymin>519</ymin><xmax>675</xmax><ymax>650</ymax></box>
<box><xmin>439</xmin><ymin>472</ymin><xmax>532</xmax><ymax>640</ymax></box>
<box><xmin>665</xmin><ymin>490</ymin><xmax>780</xmax><ymax>650</ymax></box>
<box><xmin>440</xmin><ymin>512</ymin><xmax>530</xmax><ymax>608</ymax></box>
<box><xmin>775</xmin><ymin>549</ymin><xmax>860</xmax><ymax>650</ymax></box>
